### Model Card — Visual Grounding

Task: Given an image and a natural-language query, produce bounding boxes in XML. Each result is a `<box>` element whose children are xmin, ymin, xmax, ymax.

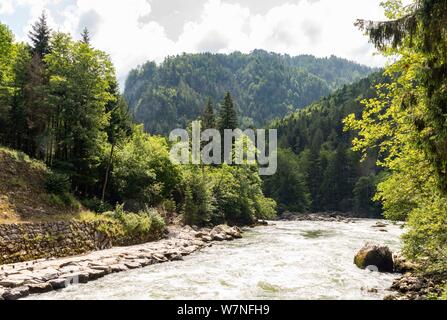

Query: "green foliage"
<box><xmin>29</xmin><ymin>12</ymin><xmax>51</xmax><ymax>57</ymax></box>
<box><xmin>44</xmin><ymin>171</ymin><xmax>70</xmax><ymax>194</ymax></box>
<box><xmin>218</xmin><ymin>92</ymin><xmax>238</xmax><ymax>132</ymax></box>
<box><xmin>201</xmin><ymin>98</ymin><xmax>216</xmax><ymax>130</ymax></box>
<box><xmin>180</xmin><ymin>163</ymin><xmax>276</xmax><ymax>226</ymax></box>
<box><xmin>111</xmin><ymin>125</ymin><xmax>181</xmax><ymax>209</ymax></box>
<box><xmin>124</xmin><ymin>51</ymin><xmax>374</xmax><ymax>135</ymax></box>
<box><xmin>0</xmin><ymin>22</ymin><xmax>16</xmax><ymax>85</ymax></box>
<box><xmin>0</xmin><ymin>22</ymin><xmax>17</xmax><ymax>143</ymax></box>
<box><xmin>1</xmin><ymin>18</ymin><xmax>278</xmax><ymax>229</ymax></box>
<box><xmin>402</xmin><ymin>196</ymin><xmax>447</xmax><ymax>274</ymax></box>
<box><xmin>347</xmin><ymin>0</ymin><xmax>447</xmax><ymax>275</ymax></box>
<box><xmin>264</xmin><ymin>148</ymin><xmax>310</xmax><ymax>213</ymax></box>
<box><xmin>182</xmin><ymin>166</ymin><xmax>214</xmax><ymax>226</ymax></box>
<box><xmin>269</xmin><ymin>73</ymin><xmax>385</xmax><ymax>216</ymax></box>
<box><xmin>45</xmin><ymin>32</ymin><xmax>115</xmax><ymax>190</ymax></box>
<box><xmin>81</xmin><ymin>197</ymin><xmax>113</xmax><ymax>214</ymax></box>
<box><xmin>211</xmin><ymin>164</ymin><xmax>276</xmax><ymax>225</ymax></box>
<box><xmin>103</xmin><ymin>204</ymin><xmax>166</xmax><ymax>238</ymax></box>
<box><xmin>81</xmin><ymin>27</ymin><xmax>90</xmax><ymax>45</ymax></box>
<box><xmin>353</xmin><ymin>174</ymin><xmax>382</xmax><ymax>217</ymax></box>
<box><xmin>43</xmin><ymin>192</ymin><xmax>80</xmax><ymax>209</ymax></box>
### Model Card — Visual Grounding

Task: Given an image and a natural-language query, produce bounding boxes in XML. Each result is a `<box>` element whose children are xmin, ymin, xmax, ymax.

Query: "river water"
<box><xmin>28</xmin><ymin>219</ymin><xmax>404</xmax><ymax>300</ymax></box>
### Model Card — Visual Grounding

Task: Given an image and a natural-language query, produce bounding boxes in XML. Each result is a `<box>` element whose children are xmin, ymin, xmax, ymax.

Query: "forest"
<box><xmin>0</xmin><ymin>14</ymin><xmax>276</xmax><ymax>229</ymax></box>
<box><xmin>124</xmin><ymin>50</ymin><xmax>373</xmax><ymax>134</ymax></box>
<box><xmin>1</xmin><ymin>0</ymin><xmax>446</xmax><ymax>296</ymax></box>
<box><xmin>265</xmin><ymin>73</ymin><xmax>386</xmax><ymax>216</ymax></box>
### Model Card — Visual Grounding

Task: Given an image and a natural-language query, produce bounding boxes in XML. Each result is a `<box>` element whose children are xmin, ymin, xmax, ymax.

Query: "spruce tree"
<box><xmin>29</xmin><ymin>12</ymin><xmax>51</xmax><ymax>58</ymax></box>
<box><xmin>81</xmin><ymin>27</ymin><xmax>90</xmax><ymax>45</ymax></box>
<box><xmin>201</xmin><ymin>98</ymin><xmax>216</xmax><ymax>130</ymax></box>
<box><xmin>218</xmin><ymin>92</ymin><xmax>238</xmax><ymax>133</ymax></box>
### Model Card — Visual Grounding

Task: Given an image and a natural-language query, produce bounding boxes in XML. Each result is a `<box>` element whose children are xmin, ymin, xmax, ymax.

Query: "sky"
<box><xmin>0</xmin><ymin>0</ymin><xmax>389</xmax><ymax>85</ymax></box>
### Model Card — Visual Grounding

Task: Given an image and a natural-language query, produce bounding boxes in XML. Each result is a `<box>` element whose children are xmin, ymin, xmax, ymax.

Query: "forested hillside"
<box><xmin>0</xmin><ymin>16</ymin><xmax>276</xmax><ymax>227</ymax></box>
<box><xmin>265</xmin><ymin>73</ymin><xmax>386</xmax><ymax>216</ymax></box>
<box><xmin>124</xmin><ymin>50</ymin><xmax>374</xmax><ymax>134</ymax></box>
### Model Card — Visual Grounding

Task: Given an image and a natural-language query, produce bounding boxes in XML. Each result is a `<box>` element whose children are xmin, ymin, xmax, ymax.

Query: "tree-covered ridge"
<box><xmin>0</xmin><ymin>16</ymin><xmax>276</xmax><ymax>227</ymax></box>
<box><xmin>124</xmin><ymin>50</ymin><xmax>374</xmax><ymax>135</ymax></box>
<box><xmin>265</xmin><ymin>73</ymin><xmax>385</xmax><ymax>216</ymax></box>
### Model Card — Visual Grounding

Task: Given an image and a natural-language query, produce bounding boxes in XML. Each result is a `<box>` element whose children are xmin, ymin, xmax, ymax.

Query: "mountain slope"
<box><xmin>124</xmin><ymin>50</ymin><xmax>374</xmax><ymax>135</ymax></box>
<box><xmin>265</xmin><ymin>72</ymin><xmax>387</xmax><ymax>216</ymax></box>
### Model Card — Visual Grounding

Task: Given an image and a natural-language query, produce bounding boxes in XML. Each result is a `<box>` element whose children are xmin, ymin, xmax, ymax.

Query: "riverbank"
<box><xmin>0</xmin><ymin>224</ymin><xmax>242</xmax><ymax>300</ymax></box>
<box><xmin>385</xmin><ymin>273</ymin><xmax>446</xmax><ymax>300</ymax></box>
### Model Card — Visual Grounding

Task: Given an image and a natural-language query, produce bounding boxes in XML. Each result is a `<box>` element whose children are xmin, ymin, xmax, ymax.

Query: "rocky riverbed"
<box><xmin>0</xmin><ymin>224</ymin><xmax>242</xmax><ymax>300</ymax></box>
<box><xmin>385</xmin><ymin>273</ymin><xmax>446</xmax><ymax>300</ymax></box>
<box><xmin>279</xmin><ymin>212</ymin><xmax>366</xmax><ymax>224</ymax></box>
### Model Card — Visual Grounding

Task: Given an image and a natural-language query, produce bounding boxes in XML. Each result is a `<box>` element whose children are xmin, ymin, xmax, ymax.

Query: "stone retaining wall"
<box><xmin>0</xmin><ymin>221</ymin><xmax>150</xmax><ymax>265</ymax></box>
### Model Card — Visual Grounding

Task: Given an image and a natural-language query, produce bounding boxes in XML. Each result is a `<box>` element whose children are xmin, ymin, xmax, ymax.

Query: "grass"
<box><xmin>0</xmin><ymin>146</ymin><xmax>82</xmax><ymax>223</ymax></box>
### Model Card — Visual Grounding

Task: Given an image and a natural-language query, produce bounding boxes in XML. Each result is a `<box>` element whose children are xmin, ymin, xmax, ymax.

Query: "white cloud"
<box><xmin>4</xmin><ymin>0</ymin><xmax>389</xmax><ymax>84</ymax></box>
<box><xmin>177</xmin><ymin>0</ymin><xmax>251</xmax><ymax>53</ymax></box>
<box><xmin>0</xmin><ymin>1</ymin><xmax>15</xmax><ymax>15</ymax></box>
<box><xmin>72</xmin><ymin>0</ymin><xmax>176</xmax><ymax>83</ymax></box>
<box><xmin>175</xmin><ymin>0</ymin><xmax>387</xmax><ymax>67</ymax></box>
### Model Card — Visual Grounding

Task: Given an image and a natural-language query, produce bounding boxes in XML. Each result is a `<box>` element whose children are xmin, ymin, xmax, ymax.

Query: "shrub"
<box><xmin>81</xmin><ymin>197</ymin><xmax>113</xmax><ymax>213</ymax></box>
<box><xmin>43</xmin><ymin>192</ymin><xmax>80</xmax><ymax>209</ymax></box>
<box><xmin>254</xmin><ymin>195</ymin><xmax>277</xmax><ymax>220</ymax></box>
<box><xmin>103</xmin><ymin>204</ymin><xmax>166</xmax><ymax>238</ymax></box>
<box><xmin>45</xmin><ymin>171</ymin><xmax>70</xmax><ymax>194</ymax></box>
<box><xmin>111</xmin><ymin>126</ymin><xmax>181</xmax><ymax>208</ymax></box>
<box><xmin>179</xmin><ymin>164</ymin><xmax>277</xmax><ymax>226</ymax></box>
<box><xmin>402</xmin><ymin>195</ymin><xmax>447</xmax><ymax>274</ymax></box>
<box><xmin>182</xmin><ymin>167</ymin><xmax>214</xmax><ymax>226</ymax></box>
<box><xmin>160</xmin><ymin>198</ymin><xmax>177</xmax><ymax>213</ymax></box>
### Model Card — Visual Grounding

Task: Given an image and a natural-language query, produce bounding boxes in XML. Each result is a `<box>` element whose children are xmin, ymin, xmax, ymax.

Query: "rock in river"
<box><xmin>354</xmin><ymin>242</ymin><xmax>394</xmax><ymax>272</ymax></box>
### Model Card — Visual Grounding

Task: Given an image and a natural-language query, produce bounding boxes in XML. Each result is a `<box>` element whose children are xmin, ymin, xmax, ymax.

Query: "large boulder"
<box><xmin>210</xmin><ymin>225</ymin><xmax>242</xmax><ymax>240</ymax></box>
<box><xmin>354</xmin><ymin>243</ymin><xmax>394</xmax><ymax>272</ymax></box>
<box><xmin>2</xmin><ymin>286</ymin><xmax>30</xmax><ymax>300</ymax></box>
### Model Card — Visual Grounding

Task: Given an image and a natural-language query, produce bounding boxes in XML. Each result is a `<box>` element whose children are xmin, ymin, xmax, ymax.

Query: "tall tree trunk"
<box><xmin>101</xmin><ymin>142</ymin><xmax>115</xmax><ymax>202</ymax></box>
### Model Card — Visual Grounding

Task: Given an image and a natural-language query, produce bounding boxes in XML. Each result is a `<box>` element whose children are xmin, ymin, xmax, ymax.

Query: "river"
<box><xmin>26</xmin><ymin>219</ymin><xmax>403</xmax><ymax>300</ymax></box>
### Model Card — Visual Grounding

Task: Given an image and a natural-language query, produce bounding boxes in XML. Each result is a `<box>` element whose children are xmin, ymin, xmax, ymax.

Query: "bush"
<box><xmin>43</xmin><ymin>191</ymin><xmax>80</xmax><ymax>209</ymax></box>
<box><xmin>111</xmin><ymin>126</ymin><xmax>181</xmax><ymax>208</ymax></box>
<box><xmin>160</xmin><ymin>198</ymin><xmax>177</xmax><ymax>213</ymax></box>
<box><xmin>254</xmin><ymin>195</ymin><xmax>277</xmax><ymax>220</ymax></box>
<box><xmin>179</xmin><ymin>164</ymin><xmax>277</xmax><ymax>226</ymax></box>
<box><xmin>182</xmin><ymin>167</ymin><xmax>214</xmax><ymax>226</ymax></box>
<box><xmin>82</xmin><ymin>197</ymin><xmax>113</xmax><ymax>213</ymax></box>
<box><xmin>103</xmin><ymin>204</ymin><xmax>166</xmax><ymax>238</ymax></box>
<box><xmin>45</xmin><ymin>171</ymin><xmax>70</xmax><ymax>194</ymax></box>
<box><xmin>403</xmin><ymin>195</ymin><xmax>447</xmax><ymax>274</ymax></box>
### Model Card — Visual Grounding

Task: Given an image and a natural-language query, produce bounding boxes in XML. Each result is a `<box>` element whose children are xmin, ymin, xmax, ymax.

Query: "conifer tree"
<box><xmin>218</xmin><ymin>92</ymin><xmax>238</xmax><ymax>133</ymax></box>
<box><xmin>81</xmin><ymin>27</ymin><xmax>90</xmax><ymax>45</ymax></box>
<box><xmin>29</xmin><ymin>12</ymin><xmax>51</xmax><ymax>58</ymax></box>
<box><xmin>201</xmin><ymin>98</ymin><xmax>216</xmax><ymax>130</ymax></box>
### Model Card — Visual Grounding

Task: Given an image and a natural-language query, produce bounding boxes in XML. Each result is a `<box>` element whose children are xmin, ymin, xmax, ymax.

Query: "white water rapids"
<box><xmin>27</xmin><ymin>219</ymin><xmax>404</xmax><ymax>300</ymax></box>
